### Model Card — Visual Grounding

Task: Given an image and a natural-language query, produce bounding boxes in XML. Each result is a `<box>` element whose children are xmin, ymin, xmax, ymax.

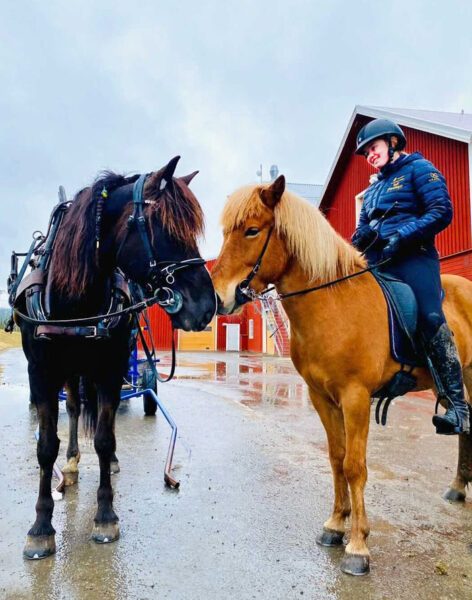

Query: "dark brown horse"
<box><xmin>15</xmin><ymin>157</ymin><xmax>216</xmax><ymax>559</ymax></box>
<box><xmin>211</xmin><ymin>175</ymin><xmax>472</xmax><ymax>575</ymax></box>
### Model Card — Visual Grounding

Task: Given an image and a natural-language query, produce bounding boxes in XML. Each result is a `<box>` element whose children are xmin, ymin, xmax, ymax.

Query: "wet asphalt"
<box><xmin>0</xmin><ymin>348</ymin><xmax>471</xmax><ymax>600</ymax></box>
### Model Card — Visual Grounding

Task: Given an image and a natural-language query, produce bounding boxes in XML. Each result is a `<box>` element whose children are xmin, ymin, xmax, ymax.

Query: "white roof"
<box><xmin>286</xmin><ymin>182</ymin><xmax>323</xmax><ymax>206</ymax></box>
<box><xmin>356</xmin><ymin>106</ymin><xmax>472</xmax><ymax>141</ymax></box>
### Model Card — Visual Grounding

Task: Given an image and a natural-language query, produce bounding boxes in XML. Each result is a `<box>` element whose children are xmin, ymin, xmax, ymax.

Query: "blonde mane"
<box><xmin>221</xmin><ymin>183</ymin><xmax>365</xmax><ymax>282</ymax></box>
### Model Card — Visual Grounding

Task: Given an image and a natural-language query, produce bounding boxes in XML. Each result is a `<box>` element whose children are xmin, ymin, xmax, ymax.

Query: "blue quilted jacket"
<box><xmin>354</xmin><ymin>152</ymin><xmax>453</xmax><ymax>246</ymax></box>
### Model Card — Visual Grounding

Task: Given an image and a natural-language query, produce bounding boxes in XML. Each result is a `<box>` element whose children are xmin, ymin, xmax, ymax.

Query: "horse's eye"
<box><xmin>245</xmin><ymin>227</ymin><xmax>260</xmax><ymax>237</ymax></box>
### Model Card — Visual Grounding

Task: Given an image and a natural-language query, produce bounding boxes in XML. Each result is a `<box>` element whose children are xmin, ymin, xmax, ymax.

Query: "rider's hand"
<box><xmin>381</xmin><ymin>234</ymin><xmax>402</xmax><ymax>260</ymax></box>
<box><xmin>351</xmin><ymin>225</ymin><xmax>377</xmax><ymax>251</ymax></box>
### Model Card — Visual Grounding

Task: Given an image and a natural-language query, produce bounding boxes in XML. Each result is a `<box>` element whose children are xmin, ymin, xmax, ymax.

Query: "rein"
<box><xmin>12</xmin><ymin>292</ymin><xmax>162</xmax><ymax>327</ymax></box>
<box><xmin>262</xmin><ymin>260</ymin><xmax>390</xmax><ymax>301</ymax></box>
<box><xmin>135</xmin><ymin>310</ymin><xmax>176</xmax><ymax>383</ymax></box>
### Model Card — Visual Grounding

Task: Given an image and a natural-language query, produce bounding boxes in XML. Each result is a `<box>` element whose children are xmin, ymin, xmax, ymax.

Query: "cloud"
<box><xmin>0</xmin><ymin>0</ymin><xmax>470</xmax><ymax>279</ymax></box>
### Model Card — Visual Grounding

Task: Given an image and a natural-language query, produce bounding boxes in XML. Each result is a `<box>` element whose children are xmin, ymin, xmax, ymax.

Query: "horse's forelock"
<box><xmin>145</xmin><ymin>177</ymin><xmax>204</xmax><ymax>250</ymax></box>
<box><xmin>221</xmin><ymin>185</ymin><xmax>266</xmax><ymax>234</ymax></box>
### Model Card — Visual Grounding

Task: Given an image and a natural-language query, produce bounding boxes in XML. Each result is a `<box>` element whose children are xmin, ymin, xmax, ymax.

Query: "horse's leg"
<box><xmin>24</xmin><ymin>373</ymin><xmax>62</xmax><ymax>559</ymax></box>
<box><xmin>110</xmin><ymin>433</ymin><xmax>120</xmax><ymax>474</ymax></box>
<box><xmin>339</xmin><ymin>384</ymin><xmax>371</xmax><ymax>576</ymax></box>
<box><xmin>62</xmin><ymin>376</ymin><xmax>81</xmax><ymax>486</ymax></box>
<box><xmin>82</xmin><ymin>377</ymin><xmax>120</xmax><ymax>474</ymax></box>
<box><xmin>310</xmin><ymin>390</ymin><xmax>351</xmax><ymax>547</ymax></box>
<box><xmin>444</xmin><ymin>368</ymin><xmax>472</xmax><ymax>501</ymax></box>
<box><xmin>110</xmin><ymin>403</ymin><xmax>120</xmax><ymax>474</ymax></box>
<box><xmin>91</xmin><ymin>380</ymin><xmax>121</xmax><ymax>543</ymax></box>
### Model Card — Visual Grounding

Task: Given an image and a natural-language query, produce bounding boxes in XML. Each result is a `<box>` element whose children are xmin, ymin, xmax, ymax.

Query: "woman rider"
<box><xmin>352</xmin><ymin>118</ymin><xmax>470</xmax><ymax>435</ymax></box>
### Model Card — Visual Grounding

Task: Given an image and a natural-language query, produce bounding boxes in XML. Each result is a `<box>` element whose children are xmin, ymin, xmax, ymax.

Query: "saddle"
<box><xmin>7</xmin><ymin>190</ymin><xmax>131</xmax><ymax>340</ymax></box>
<box><xmin>370</xmin><ymin>270</ymin><xmax>436</xmax><ymax>426</ymax></box>
<box><xmin>372</xmin><ymin>271</ymin><xmax>423</xmax><ymax>367</ymax></box>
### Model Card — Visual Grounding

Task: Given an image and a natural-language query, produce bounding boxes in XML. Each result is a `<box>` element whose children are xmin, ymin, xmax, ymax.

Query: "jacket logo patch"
<box><xmin>387</xmin><ymin>175</ymin><xmax>405</xmax><ymax>192</ymax></box>
<box><xmin>429</xmin><ymin>172</ymin><xmax>440</xmax><ymax>182</ymax></box>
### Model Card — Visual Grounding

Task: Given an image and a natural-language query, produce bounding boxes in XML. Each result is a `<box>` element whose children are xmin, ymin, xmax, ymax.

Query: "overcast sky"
<box><xmin>1</xmin><ymin>0</ymin><xmax>471</xmax><ymax>285</ymax></box>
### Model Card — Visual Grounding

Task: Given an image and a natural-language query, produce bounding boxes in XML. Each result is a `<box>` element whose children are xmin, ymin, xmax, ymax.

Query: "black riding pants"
<box><xmin>366</xmin><ymin>247</ymin><xmax>446</xmax><ymax>341</ymax></box>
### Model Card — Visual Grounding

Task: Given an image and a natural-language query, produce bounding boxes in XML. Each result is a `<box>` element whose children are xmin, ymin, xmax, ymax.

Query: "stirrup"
<box><xmin>432</xmin><ymin>409</ymin><xmax>469</xmax><ymax>436</ymax></box>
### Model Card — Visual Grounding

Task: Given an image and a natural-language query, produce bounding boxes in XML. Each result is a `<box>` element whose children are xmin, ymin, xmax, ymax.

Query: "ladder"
<box><xmin>260</xmin><ymin>294</ymin><xmax>290</xmax><ymax>356</ymax></box>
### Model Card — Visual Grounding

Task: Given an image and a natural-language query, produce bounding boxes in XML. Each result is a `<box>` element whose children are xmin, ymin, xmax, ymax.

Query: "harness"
<box><xmin>8</xmin><ymin>175</ymin><xmax>204</xmax><ymax>347</ymax></box>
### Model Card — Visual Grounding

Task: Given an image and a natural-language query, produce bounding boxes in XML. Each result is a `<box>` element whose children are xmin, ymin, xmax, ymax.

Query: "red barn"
<box><xmin>320</xmin><ymin>106</ymin><xmax>472</xmax><ymax>277</ymax></box>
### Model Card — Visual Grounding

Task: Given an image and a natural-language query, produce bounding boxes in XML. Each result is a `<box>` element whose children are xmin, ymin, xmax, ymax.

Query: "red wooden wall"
<box><xmin>441</xmin><ymin>250</ymin><xmax>472</xmax><ymax>279</ymax></box>
<box><xmin>140</xmin><ymin>306</ymin><xmax>176</xmax><ymax>351</ymax></box>
<box><xmin>216</xmin><ymin>302</ymin><xmax>264</xmax><ymax>352</ymax></box>
<box><xmin>322</xmin><ymin>118</ymin><xmax>471</xmax><ymax>262</ymax></box>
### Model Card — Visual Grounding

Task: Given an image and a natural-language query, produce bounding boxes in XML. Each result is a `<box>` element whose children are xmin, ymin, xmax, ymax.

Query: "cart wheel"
<box><xmin>142</xmin><ymin>368</ymin><xmax>158</xmax><ymax>416</ymax></box>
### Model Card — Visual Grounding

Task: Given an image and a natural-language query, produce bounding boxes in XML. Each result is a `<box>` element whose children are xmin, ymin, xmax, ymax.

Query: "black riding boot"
<box><xmin>427</xmin><ymin>324</ymin><xmax>470</xmax><ymax>435</ymax></box>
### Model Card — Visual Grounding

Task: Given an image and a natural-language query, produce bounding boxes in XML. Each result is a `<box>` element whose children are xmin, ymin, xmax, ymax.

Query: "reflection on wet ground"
<box><xmin>155</xmin><ymin>351</ymin><xmax>309</xmax><ymax>410</ymax></box>
<box><xmin>1</xmin><ymin>348</ymin><xmax>471</xmax><ymax>599</ymax></box>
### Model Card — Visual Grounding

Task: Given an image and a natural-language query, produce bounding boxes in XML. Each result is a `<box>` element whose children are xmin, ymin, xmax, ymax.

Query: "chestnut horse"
<box><xmin>211</xmin><ymin>175</ymin><xmax>472</xmax><ymax>576</ymax></box>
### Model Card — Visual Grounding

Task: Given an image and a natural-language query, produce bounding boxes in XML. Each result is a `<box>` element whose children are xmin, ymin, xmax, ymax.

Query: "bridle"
<box><xmin>234</xmin><ymin>224</ymin><xmax>390</xmax><ymax>304</ymax></box>
<box><xmin>117</xmin><ymin>173</ymin><xmax>205</xmax><ymax>314</ymax></box>
<box><xmin>234</xmin><ymin>226</ymin><xmax>274</xmax><ymax>306</ymax></box>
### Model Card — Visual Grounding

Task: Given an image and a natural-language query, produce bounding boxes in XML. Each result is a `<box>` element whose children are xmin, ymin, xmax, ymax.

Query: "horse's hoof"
<box><xmin>443</xmin><ymin>488</ymin><xmax>466</xmax><ymax>502</ymax></box>
<box><xmin>341</xmin><ymin>553</ymin><xmax>370</xmax><ymax>576</ymax></box>
<box><xmin>63</xmin><ymin>471</ymin><xmax>79</xmax><ymax>486</ymax></box>
<box><xmin>23</xmin><ymin>534</ymin><xmax>56</xmax><ymax>560</ymax></box>
<box><xmin>91</xmin><ymin>522</ymin><xmax>120</xmax><ymax>544</ymax></box>
<box><xmin>316</xmin><ymin>528</ymin><xmax>345</xmax><ymax>547</ymax></box>
<box><xmin>110</xmin><ymin>461</ymin><xmax>120</xmax><ymax>475</ymax></box>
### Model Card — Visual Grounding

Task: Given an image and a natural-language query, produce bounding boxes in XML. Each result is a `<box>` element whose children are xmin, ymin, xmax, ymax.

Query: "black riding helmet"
<box><xmin>355</xmin><ymin>118</ymin><xmax>407</xmax><ymax>157</ymax></box>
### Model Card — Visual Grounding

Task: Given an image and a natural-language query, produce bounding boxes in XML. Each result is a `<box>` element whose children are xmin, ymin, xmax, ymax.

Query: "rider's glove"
<box><xmin>351</xmin><ymin>225</ymin><xmax>377</xmax><ymax>251</ymax></box>
<box><xmin>381</xmin><ymin>234</ymin><xmax>402</xmax><ymax>261</ymax></box>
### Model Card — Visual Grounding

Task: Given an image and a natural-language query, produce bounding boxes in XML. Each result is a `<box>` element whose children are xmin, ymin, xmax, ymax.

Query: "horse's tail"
<box><xmin>80</xmin><ymin>377</ymin><xmax>98</xmax><ymax>438</ymax></box>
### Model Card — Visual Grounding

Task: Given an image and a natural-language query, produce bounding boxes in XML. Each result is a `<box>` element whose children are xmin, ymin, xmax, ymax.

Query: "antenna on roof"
<box><xmin>269</xmin><ymin>165</ymin><xmax>279</xmax><ymax>181</ymax></box>
<box><xmin>461</xmin><ymin>109</ymin><xmax>464</xmax><ymax>115</ymax></box>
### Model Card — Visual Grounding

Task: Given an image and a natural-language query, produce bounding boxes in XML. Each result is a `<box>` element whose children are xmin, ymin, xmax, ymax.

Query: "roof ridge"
<box><xmin>364</xmin><ymin>105</ymin><xmax>471</xmax><ymax>117</ymax></box>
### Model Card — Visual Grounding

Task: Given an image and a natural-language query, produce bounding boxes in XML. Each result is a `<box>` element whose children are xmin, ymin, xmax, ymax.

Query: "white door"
<box><xmin>226</xmin><ymin>324</ymin><xmax>240</xmax><ymax>351</ymax></box>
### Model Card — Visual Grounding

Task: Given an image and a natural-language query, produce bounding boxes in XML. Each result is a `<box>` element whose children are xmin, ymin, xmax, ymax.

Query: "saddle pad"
<box><xmin>372</xmin><ymin>270</ymin><xmax>421</xmax><ymax>366</ymax></box>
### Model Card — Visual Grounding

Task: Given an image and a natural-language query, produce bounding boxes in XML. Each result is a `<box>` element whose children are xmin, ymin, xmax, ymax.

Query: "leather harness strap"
<box><xmin>35</xmin><ymin>325</ymin><xmax>102</xmax><ymax>338</ymax></box>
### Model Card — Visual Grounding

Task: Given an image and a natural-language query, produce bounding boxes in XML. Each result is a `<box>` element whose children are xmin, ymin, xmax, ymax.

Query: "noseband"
<box><xmin>120</xmin><ymin>173</ymin><xmax>205</xmax><ymax>314</ymax></box>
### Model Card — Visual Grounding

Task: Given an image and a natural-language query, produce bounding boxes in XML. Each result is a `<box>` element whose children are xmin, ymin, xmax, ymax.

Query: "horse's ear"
<box><xmin>260</xmin><ymin>175</ymin><xmax>285</xmax><ymax>209</ymax></box>
<box><xmin>162</xmin><ymin>156</ymin><xmax>181</xmax><ymax>183</ymax></box>
<box><xmin>179</xmin><ymin>171</ymin><xmax>199</xmax><ymax>186</ymax></box>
